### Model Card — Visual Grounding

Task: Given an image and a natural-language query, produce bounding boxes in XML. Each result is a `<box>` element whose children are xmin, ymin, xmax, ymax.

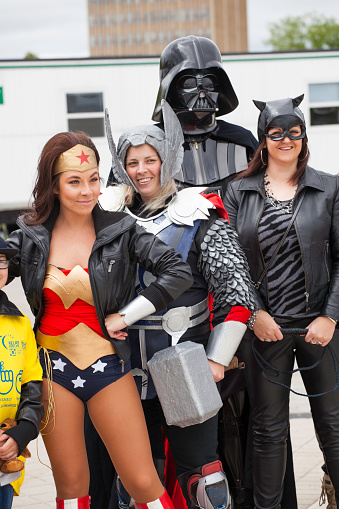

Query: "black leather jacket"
<box><xmin>6</xmin><ymin>205</ymin><xmax>193</xmax><ymax>362</ymax></box>
<box><xmin>224</xmin><ymin>166</ymin><xmax>339</xmax><ymax>321</ymax></box>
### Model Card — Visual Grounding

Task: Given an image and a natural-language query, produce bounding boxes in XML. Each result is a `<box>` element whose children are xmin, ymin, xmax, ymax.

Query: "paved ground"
<box><xmin>5</xmin><ymin>279</ymin><xmax>328</xmax><ymax>509</ymax></box>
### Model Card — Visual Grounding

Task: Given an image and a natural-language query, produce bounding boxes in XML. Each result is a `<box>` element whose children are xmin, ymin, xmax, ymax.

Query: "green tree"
<box><xmin>266</xmin><ymin>13</ymin><xmax>339</xmax><ymax>51</ymax></box>
<box><xmin>24</xmin><ymin>52</ymin><xmax>38</xmax><ymax>59</ymax></box>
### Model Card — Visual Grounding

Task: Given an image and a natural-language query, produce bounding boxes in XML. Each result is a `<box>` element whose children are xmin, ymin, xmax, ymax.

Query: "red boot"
<box><xmin>56</xmin><ymin>495</ymin><xmax>91</xmax><ymax>508</ymax></box>
<box><xmin>135</xmin><ymin>490</ymin><xmax>174</xmax><ymax>509</ymax></box>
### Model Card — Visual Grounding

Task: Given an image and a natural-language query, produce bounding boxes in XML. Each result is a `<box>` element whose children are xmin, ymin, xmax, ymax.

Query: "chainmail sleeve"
<box><xmin>197</xmin><ymin>214</ymin><xmax>256</xmax><ymax>312</ymax></box>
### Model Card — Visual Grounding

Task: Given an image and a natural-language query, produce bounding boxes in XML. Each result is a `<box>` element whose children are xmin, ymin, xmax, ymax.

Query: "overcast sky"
<box><xmin>0</xmin><ymin>0</ymin><xmax>339</xmax><ymax>60</ymax></box>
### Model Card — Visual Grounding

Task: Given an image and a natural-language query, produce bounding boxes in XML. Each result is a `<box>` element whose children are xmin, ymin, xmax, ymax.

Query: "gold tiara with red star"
<box><xmin>53</xmin><ymin>144</ymin><xmax>98</xmax><ymax>176</ymax></box>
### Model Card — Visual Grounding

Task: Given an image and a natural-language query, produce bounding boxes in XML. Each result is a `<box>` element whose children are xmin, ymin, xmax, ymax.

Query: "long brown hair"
<box><xmin>24</xmin><ymin>132</ymin><xmax>100</xmax><ymax>225</ymax></box>
<box><xmin>239</xmin><ymin>137</ymin><xmax>309</xmax><ymax>186</ymax></box>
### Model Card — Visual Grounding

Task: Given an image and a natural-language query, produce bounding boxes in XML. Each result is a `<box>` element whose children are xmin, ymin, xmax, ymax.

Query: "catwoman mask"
<box><xmin>265</xmin><ymin>116</ymin><xmax>306</xmax><ymax>141</ymax></box>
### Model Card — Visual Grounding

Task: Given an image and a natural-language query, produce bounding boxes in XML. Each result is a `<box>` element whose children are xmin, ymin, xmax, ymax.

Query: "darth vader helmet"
<box><xmin>254</xmin><ymin>95</ymin><xmax>306</xmax><ymax>142</ymax></box>
<box><xmin>152</xmin><ymin>36</ymin><xmax>238</xmax><ymax>134</ymax></box>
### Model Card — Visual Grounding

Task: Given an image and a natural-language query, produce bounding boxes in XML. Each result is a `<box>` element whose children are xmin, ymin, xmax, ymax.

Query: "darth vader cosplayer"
<box><xmin>108</xmin><ymin>35</ymin><xmax>257</xmax><ymax>197</ymax></box>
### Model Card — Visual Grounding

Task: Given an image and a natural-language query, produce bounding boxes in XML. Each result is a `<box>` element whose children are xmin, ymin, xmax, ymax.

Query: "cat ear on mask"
<box><xmin>253</xmin><ymin>100</ymin><xmax>266</xmax><ymax>111</ymax></box>
<box><xmin>292</xmin><ymin>94</ymin><xmax>304</xmax><ymax>108</ymax></box>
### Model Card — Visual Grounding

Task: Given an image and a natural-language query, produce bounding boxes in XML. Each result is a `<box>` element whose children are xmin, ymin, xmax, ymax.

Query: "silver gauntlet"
<box><xmin>206</xmin><ymin>321</ymin><xmax>247</xmax><ymax>367</ymax></box>
<box><xmin>118</xmin><ymin>296</ymin><xmax>156</xmax><ymax>326</ymax></box>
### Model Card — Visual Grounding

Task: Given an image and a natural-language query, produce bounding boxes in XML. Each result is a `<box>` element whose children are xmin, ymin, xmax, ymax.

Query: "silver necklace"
<box><xmin>263</xmin><ymin>173</ymin><xmax>297</xmax><ymax>215</ymax></box>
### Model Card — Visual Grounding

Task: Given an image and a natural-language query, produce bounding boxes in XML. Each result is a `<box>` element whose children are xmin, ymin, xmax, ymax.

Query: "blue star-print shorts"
<box><xmin>39</xmin><ymin>350</ymin><xmax>131</xmax><ymax>402</ymax></box>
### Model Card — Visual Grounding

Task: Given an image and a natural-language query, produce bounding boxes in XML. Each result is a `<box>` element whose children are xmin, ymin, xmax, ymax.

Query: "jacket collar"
<box><xmin>18</xmin><ymin>202</ymin><xmax>136</xmax><ymax>240</ymax></box>
<box><xmin>0</xmin><ymin>290</ymin><xmax>24</xmax><ymax>317</ymax></box>
<box><xmin>236</xmin><ymin>165</ymin><xmax>324</xmax><ymax>193</ymax></box>
<box><xmin>93</xmin><ymin>204</ymin><xmax>135</xmax><ymax>236</ymax></box>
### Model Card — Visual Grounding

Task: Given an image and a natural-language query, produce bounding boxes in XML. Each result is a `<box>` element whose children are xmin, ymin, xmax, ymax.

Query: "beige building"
<box><xmin>88</xmin><ymin>0</ymin><xmax>248</xmax><ymax>57</ymax></box>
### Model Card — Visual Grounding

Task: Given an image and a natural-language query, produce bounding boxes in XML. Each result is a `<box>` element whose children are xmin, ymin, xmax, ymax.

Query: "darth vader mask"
<box><xmin>168</xmin><ymin>69</ymin><xmax>221</xmax><ymax>134</ymax></box>
<box><xmin>152</xmin><ymin>36</ymin><xmax>239</xmax><ymax>135</ymax></box>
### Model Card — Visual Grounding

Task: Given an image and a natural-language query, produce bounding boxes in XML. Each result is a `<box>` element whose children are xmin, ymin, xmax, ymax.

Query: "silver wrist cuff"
<box><xmin>206</xmin><ymin>321</ymin><xmax>247</xmax><ymax>367</ymax></box>
<box><xmin>118</xmin><ymin>296</ymin><xmax>156</xmax><ymax>326</ymax></box>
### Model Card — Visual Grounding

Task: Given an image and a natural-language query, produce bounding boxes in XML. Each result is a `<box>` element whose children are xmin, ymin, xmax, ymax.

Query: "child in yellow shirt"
<box><xmin>0</xmin><ymin>237</ymin><xmax>43</xmax><ymax>508</ymax></box>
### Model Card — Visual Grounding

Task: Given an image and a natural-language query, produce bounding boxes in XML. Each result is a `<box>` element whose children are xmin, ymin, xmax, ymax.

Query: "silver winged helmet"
<box><xmin>105</xmin><ymin>99</ymin><xmax>184</xmax><ymax>188</ymax></box>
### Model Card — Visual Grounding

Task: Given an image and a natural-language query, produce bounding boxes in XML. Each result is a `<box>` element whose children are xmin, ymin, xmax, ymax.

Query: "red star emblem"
<box><xmin>76</xmin><ymin>150</ymin><xmax>90</xmax><ymax>165</ymax></box>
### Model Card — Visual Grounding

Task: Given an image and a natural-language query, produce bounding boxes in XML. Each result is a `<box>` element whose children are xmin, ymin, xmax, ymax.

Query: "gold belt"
<box><xmin>37</xmin><ymin>323</ymin><xmax>116</xmax><ymax>370</ymax></box>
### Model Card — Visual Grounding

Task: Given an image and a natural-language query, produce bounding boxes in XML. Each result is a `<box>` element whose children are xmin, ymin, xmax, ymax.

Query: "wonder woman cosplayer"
<box><xmin>6</xmin><ymin>131</ymin><xmax>193</xmax><ymax>509</ymax></box>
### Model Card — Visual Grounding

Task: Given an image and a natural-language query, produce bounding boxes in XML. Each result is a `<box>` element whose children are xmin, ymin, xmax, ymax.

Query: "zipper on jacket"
<box><xmin>108</xmin><ymin>260</ymin><xmax>115</xmax><ymax>273</ymax></box>
<box><xmin>325</xmin><ymin>242</ymin><xmax>330</xmax><ymax>282</ymax></box>
<box><xmin>120</xmin><ymin>359</ymin><xmax>125</xmax><ymax>373</ymax></box>
<box><xmin>88</xmin><ymin>219</ymin><xmax>135</xmax><ymax>364</ymax></box>
<box><xmin>293</xmin><ymin>188</ymin><xmax>310</xmax><ymax>313</ymax></box>
<box><xmin>255</xmin><ymin>190</ymin><xmax>269</xmax><ymax>304</ymax></box>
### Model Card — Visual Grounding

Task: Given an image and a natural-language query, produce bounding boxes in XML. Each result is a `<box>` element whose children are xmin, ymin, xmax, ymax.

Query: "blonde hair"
<box><xmin>119</xmin><ymin>179</ymin><xmax>178</xmax><ymax>215</ymax></box>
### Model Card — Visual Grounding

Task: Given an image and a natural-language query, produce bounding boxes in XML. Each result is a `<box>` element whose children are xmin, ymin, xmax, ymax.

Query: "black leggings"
<box><xmin>142</xmin><ymin>396</ymin><xmax>219</xmax><ymax>476</ymax></box>
<box><xmin>240</xmin><ymin>320</ymin><xmax>339</xmax><ymax>509</ymax></box>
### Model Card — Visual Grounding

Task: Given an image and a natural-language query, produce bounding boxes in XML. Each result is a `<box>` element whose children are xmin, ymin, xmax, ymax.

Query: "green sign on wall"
<box><xmin>0</xmin><ymin>87</ymin><xmax>3</xmax><ymax>104</ymax></box>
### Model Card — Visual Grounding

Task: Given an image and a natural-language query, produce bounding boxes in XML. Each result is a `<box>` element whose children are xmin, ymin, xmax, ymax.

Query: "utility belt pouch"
<box><xmin>147</xmin><ymin>341</ymin><xmax>223</xmax><ymax>428</ymax></box>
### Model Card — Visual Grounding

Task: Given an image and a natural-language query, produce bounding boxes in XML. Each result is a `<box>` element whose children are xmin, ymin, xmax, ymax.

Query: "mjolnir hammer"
<box><xmin>147</xmin><ymin>321</ymin><xmax>246</xmax><ymax>428</ymax></box>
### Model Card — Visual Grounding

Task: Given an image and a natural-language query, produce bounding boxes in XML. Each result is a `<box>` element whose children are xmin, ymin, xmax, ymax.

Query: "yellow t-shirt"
<box><xmin>0</xmin><ymin>313</ymin><xmax>42</xmax><ymax>495</ymax></box>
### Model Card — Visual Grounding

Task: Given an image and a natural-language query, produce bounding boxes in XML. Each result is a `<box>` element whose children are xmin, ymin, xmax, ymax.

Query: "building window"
<box><xmin>158</xmin><ymin>31</ymin><xmax>164</xmax><ymax>44</ymax></box>
<box><xmin>127</xmin><ymin>12</ymin><xmax>133</xmax><ymax>24</ymax></box>
<box><xmin>66</xmin><ymin>93</ymin><xmax>104</xmax><ymax>138</ymax></box>
<box><xmin>128</xmin><ymin>33</ymin><xmax>133</xmax><ymax>46</ymax></box>
<box><xmin>166</xmin><ymin>10</ymin><xmax>171</xmax><ymax>23</ymax></box>
<box><xmin>188</xmin><ymin>8</ymin><xmax>194</xmax><ymax>22</ymax></box>
<box><xmin>180</xmin><ymin>9</ymin><xmax>186</xmax><ymax>22</ymax></box>
<box><xmin>309</xmin><ymin>83</ymin><xmax>339</xmax><ymax>126</ymax></box>
<box><xmin>67</xmin><ymin>93</ymin><xmax>103</xmax><ymax>114</ymax></box>
<box><xmin>166</xmin><ymin>30</ymin><xmax>172</xmax><ymax>42</ymax></box>
<box><xmin>90</xmin><ymin>35</ymin><xmax>96</xmax><ymax>49</ymax></box>
<box><xmin>106</xmin><ymin>34</ymin><xmax>111</xmax><ymax>46</ymax></box>
<box><xmin>105</xmin><ymin>14</ymin><xmax>110</xmax><ymax>26</ymax></box>
<box><xmin>97</xmin><ymin>15</ymin><xmax>102</xmax><ymax>27</ymax></box>
<box><xmin>135</xmin><ymin>11</ymin><xmax>141</xmax><ymax>24</ymax></box>
<box><xmin>97</xmin><ymin>34</ymin><xmax>103</xmax><ymax>47</ymax></box>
